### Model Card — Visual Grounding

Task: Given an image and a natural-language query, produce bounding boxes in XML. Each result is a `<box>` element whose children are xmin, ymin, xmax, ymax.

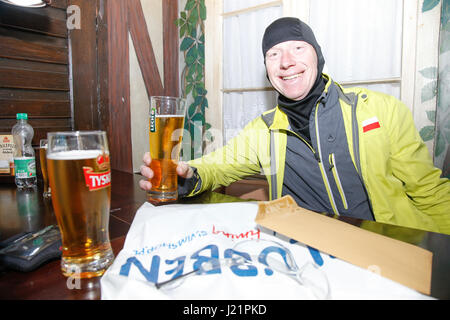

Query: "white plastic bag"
<box><xmin>101</xmin><ymin>201</ymin><xmax>433</xmax><ymax>300</ymax></box>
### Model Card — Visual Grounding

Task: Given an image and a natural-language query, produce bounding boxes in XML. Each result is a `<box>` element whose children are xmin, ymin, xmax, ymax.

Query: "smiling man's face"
<box><xmin>265</xmin><ymin>40</ymin><xmax>318</xmax><ymax>101</ymax></box>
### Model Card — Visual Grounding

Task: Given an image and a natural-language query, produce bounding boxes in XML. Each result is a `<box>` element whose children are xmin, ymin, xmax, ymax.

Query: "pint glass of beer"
<box><xmin>39</xmin><ymin>139</ymin><xmax>51</xmax><ymax>198</ymax></box>
<box><xmin>148</xmin><ymin>96</ymin><xmax>186</xmax><ymax>204</ymax></box>
<box><xmin>47</xmin><ymin>131</ymin><xmax>114</xmax><ymax>278</ymax></box>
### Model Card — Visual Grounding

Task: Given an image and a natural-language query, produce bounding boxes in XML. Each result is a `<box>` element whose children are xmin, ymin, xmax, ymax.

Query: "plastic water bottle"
<box><xmin>12</xmin><ymin>113</ymin><xmax>37</xmax><ymax>189</ymax></box>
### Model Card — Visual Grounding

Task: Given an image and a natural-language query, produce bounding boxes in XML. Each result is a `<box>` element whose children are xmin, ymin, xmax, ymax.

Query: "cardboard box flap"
<box><xmin>255</xmin><ymin>196</ymin><xmax>433</xmax><ymax>295</ymax></box>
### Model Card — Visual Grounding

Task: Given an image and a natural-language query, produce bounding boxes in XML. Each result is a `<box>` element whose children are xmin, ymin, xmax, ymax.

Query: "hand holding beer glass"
<box><xmin>47</xmin><ymin>131</ymin><xmax>114</xmax><ymax>278</ymax></box>
<box><xmin>146</xmin><ymin>96</ymin><xmax>187</xmax><ymax>204</ymax></box>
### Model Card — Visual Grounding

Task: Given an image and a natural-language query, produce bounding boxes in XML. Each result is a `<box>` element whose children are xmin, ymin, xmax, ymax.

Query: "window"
<box><xmin>205</xmin><ymin>0</ymin><xmax>440</xmax><ymax>154</ymax></box>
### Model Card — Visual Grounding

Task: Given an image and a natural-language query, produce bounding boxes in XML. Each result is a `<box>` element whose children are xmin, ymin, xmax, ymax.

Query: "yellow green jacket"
<box><xmin>189</xmin><ymin>75</ymin><xmax>450</xmax><ymax>234</ymax></box>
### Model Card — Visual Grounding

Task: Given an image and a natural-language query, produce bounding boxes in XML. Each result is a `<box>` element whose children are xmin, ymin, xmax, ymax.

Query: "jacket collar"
<box><xmin>262</xmin><ymin>73</ymin><xmax>334</xmax><ymax>130</ymax></box>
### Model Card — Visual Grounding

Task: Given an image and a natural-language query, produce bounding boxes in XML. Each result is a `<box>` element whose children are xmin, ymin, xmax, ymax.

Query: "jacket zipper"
<box><xmin>314</xmin><ymin>102</ymin><xmax>340</xmax><ymax>216</ymax></box>
<box><xmin>329</xmin><ymin>153</ymin><xmax>348</xmax><ymax>210</ymax></box>
<box><xmin>286</xmin><ymin>129</ymin><xmax>320</xmax><ymax>161</ymax></box>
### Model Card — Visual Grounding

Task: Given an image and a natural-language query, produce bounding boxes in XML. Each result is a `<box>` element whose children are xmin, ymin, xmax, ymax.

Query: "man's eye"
<box><xmin>266</xmin><ymin>51</ymin><xmax>278</xmax><ymax>59</ymax></box>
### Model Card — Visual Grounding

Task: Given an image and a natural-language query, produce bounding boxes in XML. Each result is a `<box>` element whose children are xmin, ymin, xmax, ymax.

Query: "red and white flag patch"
<box><xmin>362</xmin><ymin>117</ymin><xmax>381</xmax><ymax>133</ymax></box>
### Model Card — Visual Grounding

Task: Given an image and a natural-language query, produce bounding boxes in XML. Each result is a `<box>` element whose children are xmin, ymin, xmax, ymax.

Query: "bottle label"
<box><xmin>14</xmin><ymin>157</ymin><xmax>36</xmax><ymax>178</ymax></box>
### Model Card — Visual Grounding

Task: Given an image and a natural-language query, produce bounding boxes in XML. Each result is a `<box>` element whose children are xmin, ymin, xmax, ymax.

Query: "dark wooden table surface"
<box><xmin>0</xmin><ymin>170</ymin><xmax>449</xmax><ymax>300</ymax></box>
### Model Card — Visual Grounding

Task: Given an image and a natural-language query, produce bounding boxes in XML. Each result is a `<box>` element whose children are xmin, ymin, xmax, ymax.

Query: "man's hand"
<box><xmin>138</xmin><ymin>152</ymin><xmax>194</xmax><ymax>191</ymax></box>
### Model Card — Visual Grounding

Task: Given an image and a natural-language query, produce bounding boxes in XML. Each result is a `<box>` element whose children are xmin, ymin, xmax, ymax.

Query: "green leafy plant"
<box><xmin>422</xmin><ymin>0</ymin><xmax>441</xmax><ymax>12</ymax></box>
<box><xmin>176</xmin><ymin>0</ymin><xmax>211</xmax><ymax>160</ymax></box>
<box><xmin>418</xmin><ymin>66</ymin><xmax>438</xmax><ymax>145</ymax></box>
<box><xmin>419</xmin><ymin>0</ymin><xmax>450</xmax><ymax>166</ymax></box>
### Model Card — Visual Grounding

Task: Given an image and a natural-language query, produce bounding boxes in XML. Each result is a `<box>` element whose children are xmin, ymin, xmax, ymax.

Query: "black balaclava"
<box><xmin>262</xmin><ymin>17</ymin><xmax>326</xmax><ymax>144</ymax></box>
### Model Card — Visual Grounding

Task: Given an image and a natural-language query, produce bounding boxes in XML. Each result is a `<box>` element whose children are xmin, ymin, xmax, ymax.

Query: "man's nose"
<box><xmin>280</xmin><ymin>52</ymin><xmax>295</xmax><ymax>69</ymax></box>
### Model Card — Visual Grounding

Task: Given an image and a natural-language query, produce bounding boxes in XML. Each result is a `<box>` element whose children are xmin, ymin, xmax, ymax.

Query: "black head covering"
<box><xmin>262</xmin><ymin>17</ymin><xmax>326</xmax><ymax>144</ymax></box>
<box><xmin>262</xmin><ymin>17</ymin><xmax>325</xmax><ymax>72</ymax></box>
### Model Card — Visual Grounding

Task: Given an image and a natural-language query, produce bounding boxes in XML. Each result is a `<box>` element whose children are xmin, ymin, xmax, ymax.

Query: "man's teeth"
<box><xmin>282</xmin><ymin>74</ymin><xmax>300</xmax><ymax>80</ymax></box>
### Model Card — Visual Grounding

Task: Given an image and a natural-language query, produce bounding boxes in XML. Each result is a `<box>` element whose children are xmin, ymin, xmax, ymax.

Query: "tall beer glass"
<box><xmin>39</xmin><ymin>139</ymin><xmax>51</xmax><ymax>198</ymax></box>
<box><xmin>148</xmin><ymin>96</ymin><xmax>186</xmax><ymax>204</ymax></box>
<box><xmin>47</xmin><ymin>131</ymin><xmax>114</xmax><ymax>278</ymax></box>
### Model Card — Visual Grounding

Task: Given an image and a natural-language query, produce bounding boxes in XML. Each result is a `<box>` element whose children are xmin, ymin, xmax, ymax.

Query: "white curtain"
<box><xmin>223</xmin><ymin>0</ymin><xmax>278</xmax><ymax>13</ymax></box>
<box><xmin>310</xmin><ymin>0</ymin><xmax>402</xmax><ymax>98</ymax></box>
<box><xmin>223</xmin><ymin>90</ymin><xmax>278</xmax><ymax>143</ymax></box>
<box><xmin>222</xmin><ymin>0</ymin><xmax>403</xmax><ymax>143</ymax></box>
<box><xmin>223</xmin><ymin>5</ymin><xmax>282</xmax><ymax>143</ymax></box>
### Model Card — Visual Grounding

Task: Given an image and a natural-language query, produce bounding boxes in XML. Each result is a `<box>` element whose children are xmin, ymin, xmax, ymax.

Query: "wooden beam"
<box><xmin>96</xmin><ymin>0</ymin><xmax>181</xmax><ymax>173</ymax></box>
<box><xmin>106</xmin><ymin>0</ymin><xmax>133</xmax><ymax>173</ymax></box>
<box><xmin>127</xmin><ymin>0</ymin><xmax>164</xmax><ymax>97</ymax></box>
<box><xmin>163</xmin><ymin>0</ymin><xmax>179</xmax><ymax>97</ymax></box>
<box><xmin>69</xmin><ymin>0</ymin><xmax>100</xmax><ymax>131</ymax></box>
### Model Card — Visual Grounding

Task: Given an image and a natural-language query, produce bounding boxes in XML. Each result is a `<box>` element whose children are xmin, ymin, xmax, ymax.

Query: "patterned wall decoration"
<box><xmin>176</xmin><ymin>0</ymin><xmax>211</xmax><ymax>161</ymax></box>
<box><xmin>436</xmin><ymin>0</ymin><xmax>450</xmax><ymax>177</ymax></box>
<box><xmin>419</xmin><ymin>0</ymin><xmax>450</xmax><ymax>177</ymax></box>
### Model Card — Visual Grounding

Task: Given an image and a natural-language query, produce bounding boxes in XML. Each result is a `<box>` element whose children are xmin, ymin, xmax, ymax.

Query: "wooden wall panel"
<box><xmin>0</xmin><ymin>99</ymin><xmax>70</xmax><ymax>118</ymax></box>
<box><xmin>50</xmin><ymin>0</ymin><xmax>68</xmax><ymax>10</ymax></box>
<box><xmin>0</xmin><ymin>65</ymin><xmax>69</xmax><ymax>91</ymax></box>
<box><xmin>0</xmin><ymin>2</ymin><xmax>71</xmax><ymax>150</ymax></box>
<box><xmin>0</xmin><ymin>27</ymin><xmax>68</xmax><ymax>64</ymax></box>
<box><xmin>0</xmin><ymin>2</ymin><xmax>67</xmax><ymax>38</ymax></box>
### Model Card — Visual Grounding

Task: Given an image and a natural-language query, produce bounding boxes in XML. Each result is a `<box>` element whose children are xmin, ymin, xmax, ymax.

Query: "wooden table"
<box><xmin>0</xmin><ymin>170</ymin><xmax>449</xmax><ymax>300</ymax></box>
<box><xmin>0</xmin><ymin>170</ymin><xmax>144</xmax><ymax>299</ymax></box>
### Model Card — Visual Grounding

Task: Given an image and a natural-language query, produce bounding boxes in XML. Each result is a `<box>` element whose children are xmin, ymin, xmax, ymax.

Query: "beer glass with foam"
<box><xmin>148</xmin><ymin>96</ymin><xmax>186</xmax><ymax>204</ymax></box>
<box><xmin>47</xmin><ymin>131</ymin><xmax>114</xmax><ymax>278</ymax></box>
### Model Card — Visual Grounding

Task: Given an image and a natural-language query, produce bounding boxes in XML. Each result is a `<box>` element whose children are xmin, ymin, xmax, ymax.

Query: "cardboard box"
<box><xmin>255</xmin><ymin>196</ymin><xmax>433</xmax><ymax>295</ymax></box>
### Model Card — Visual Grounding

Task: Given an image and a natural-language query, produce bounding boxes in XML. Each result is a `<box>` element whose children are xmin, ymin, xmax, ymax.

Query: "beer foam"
<box><xmin>47</xmin><ymin>150</ymin><xmax>106</xmax><ymax>160</ymax></box>
<box><xmin>156</xmin><ymin>115</ymin><xmax>185</xmax><ymax>118</ymax></box>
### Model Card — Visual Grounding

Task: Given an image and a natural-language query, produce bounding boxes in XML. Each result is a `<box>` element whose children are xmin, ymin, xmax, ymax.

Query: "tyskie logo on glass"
<box><xmin>83</xmin><ymin>153</ymin><xmax>111</xmax><ymax>191</ymax></box>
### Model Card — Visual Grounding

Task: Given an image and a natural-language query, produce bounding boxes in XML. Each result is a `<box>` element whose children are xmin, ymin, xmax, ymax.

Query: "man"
<box><xmin>140</xmin><ymin>17</ymin><xmax>450</xmax><ymax>234</ymax></box>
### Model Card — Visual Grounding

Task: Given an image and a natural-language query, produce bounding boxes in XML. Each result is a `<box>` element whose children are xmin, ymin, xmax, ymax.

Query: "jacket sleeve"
<box><xmin>187</xmin><ymin>119</ymin><xmax>265</xmax><ymax>195</ymax></box>
<box><xmin>387</xmin><ymin>96</ymin><xmax>450</xmax><ymax>234</ymax></box>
